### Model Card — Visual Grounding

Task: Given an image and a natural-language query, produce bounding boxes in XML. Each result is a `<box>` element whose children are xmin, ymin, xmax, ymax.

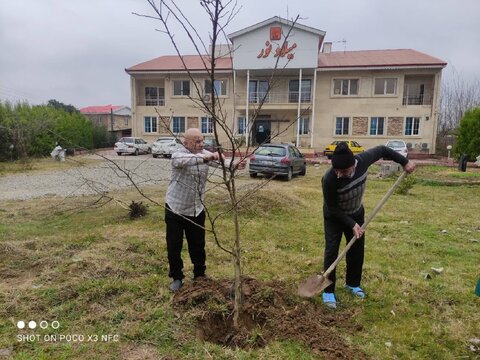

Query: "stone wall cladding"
<box><xmin>187</xmin><ymin>116</ymin><xmax>199</xmax><ymax>129</ymax></box>
<box><xmin>387</xmin><ymin>117</ymin><xmax>404</xmax><ymax>136</ymax></box>
<box><xmin>353</xmin><ymin>117</ymin><xmax>368</xmax><ymax>135</ymax></box>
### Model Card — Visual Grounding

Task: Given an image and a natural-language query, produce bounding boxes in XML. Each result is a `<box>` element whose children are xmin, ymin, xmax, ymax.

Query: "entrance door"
<box><xmin>253</xmin><ymin>120</ymin><xmax>271</xmax><ymax>145</ymax></box>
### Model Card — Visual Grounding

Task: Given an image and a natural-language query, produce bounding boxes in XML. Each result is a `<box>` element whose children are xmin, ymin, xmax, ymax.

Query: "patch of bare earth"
<box><xmin>173</xmin><ymin>277</ymin><xmax>369</xmax><ymax>359</ymax></box>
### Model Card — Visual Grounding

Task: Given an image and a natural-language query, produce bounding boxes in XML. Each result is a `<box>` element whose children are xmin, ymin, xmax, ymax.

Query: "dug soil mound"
<box><xmin>173</xmin><ymin>277</ymin><xmax>369</xmax><ymax>359</ymax></box>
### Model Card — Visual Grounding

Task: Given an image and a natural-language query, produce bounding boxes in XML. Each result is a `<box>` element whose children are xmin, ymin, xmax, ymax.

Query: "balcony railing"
<box><xmin>241</xmin><ymin>90</ymin><xmax>312</xmax><ymax>104</ymax></box>
<box><xmin>402</xmin><ymin>94</ymin><xmax>432</xmax><ymax>106</ymax></box>
<box><xmin>140</xmin><ymin>97</ymin><xmax>165</xmax><ymax>106</ymax></box>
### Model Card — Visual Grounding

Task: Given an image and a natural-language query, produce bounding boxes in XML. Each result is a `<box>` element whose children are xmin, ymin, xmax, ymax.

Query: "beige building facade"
<box><xmin>126</xmin><ymin>17</ymin><xmax>446</xmax><ymax>155</ymax></box>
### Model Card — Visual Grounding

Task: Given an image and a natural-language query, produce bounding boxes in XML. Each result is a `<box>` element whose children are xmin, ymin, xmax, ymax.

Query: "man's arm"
<box><xmin>171</xmin><ymin>149</ymin><xmax>218</xmax><ymax>168</ymax></box>
<box><xmin>357</xmin><ymin>145</ymin><xmax>415</xmax><ymax>173</ymax></box>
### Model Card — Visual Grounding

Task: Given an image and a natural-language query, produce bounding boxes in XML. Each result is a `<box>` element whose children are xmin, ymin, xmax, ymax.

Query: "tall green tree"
<box><xmin>47</xmin><ymin>99</ymin><xmax>79</xmax><ymax>114</ymax></box>
<box><xmin>454</xmin><ymin>107</ymin><xmax>480</xmax><ymax>160</ymax></box>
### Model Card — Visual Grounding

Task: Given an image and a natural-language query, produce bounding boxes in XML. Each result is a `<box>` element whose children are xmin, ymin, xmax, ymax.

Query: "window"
<box><xmin>144</xmin><ymin>116</ymin><xmax>157</xmax><ymax>133</ymax></box>
<box><xmin>172</xmin><ymin>116</ymin><xmax>185</xmax><ymax>133</ymax></box>
<box><xmin>298</xmin><ymin>117</ymin><xmax>309</xmax><ymax>135</ymax></box>
<box><xmin>404</xmin><ymin>117</ymin><xmax>420</xmax><ymax>135</ymax></box>
<box><xmin>335</xmin><ymin>117</ymin><xmax>349</xmax><ymax>135</ymax></box>
<box><xmin>249</xmin><ymin>80</ymin><xmax>269</xmax><ymax>103</ymax></box>
<box><xmin>173</xmin><ymin>80</ymin><xmax>190</xmax><ymax>96</ymax></box>
<box><xmin>289</xmin><ymin>79</ymin><xmax>312</xmax><ymax>102</ymax></box>
<box><xmin>201</xmin><ymin>117</ymin><xmax>213</xmax><ymax>134</ymax></box>
<box><xmin>145</xmin><ymin>87</ymin><xmax>165</xmax><ymax>106</ymax></box>
<box><xmin>374</xmin><ymin>78</ymin><xmax>397</xmax><ymax>95</ymax></box>
<box><xmin>370</xmin><ymin>117</ymin><xmax>385</xmax><ymax>135</ymax></box>
<box><xmin>238</xmin><ymin>117</ymin><xmax>246</xmax><ymax>135</ymax></box>
<box><xmin>205</xmin><ymin>80</ymin><xmax>227</xmax><ymax>96</ymax></box>
<box><xmin>124</xmin><ymin>118</ymin><xmax>129</xmax><ymax>126</ymax></box>
<box><xmin>333</xmin><ymin>79</ymin><xmax>358</xmax><ymax>95</ymax></box>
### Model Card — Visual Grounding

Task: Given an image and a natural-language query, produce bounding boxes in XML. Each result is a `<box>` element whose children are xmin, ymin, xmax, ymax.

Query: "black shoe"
<box><xmin>169</xmin><ymin>279</ymin><xmax>183</xmax><ymax>292</ymax></box>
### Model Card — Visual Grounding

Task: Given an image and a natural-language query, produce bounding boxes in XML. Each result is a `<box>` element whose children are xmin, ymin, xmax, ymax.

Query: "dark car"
<box><xmin>249</xmin><ymin>143</ymin><xmax>306</xmax><ymax>181</ymax></box>
<box><xmin>203</xmin><ymin>138</ymin><xmax>220</xmax><ymax>152</ymax></box>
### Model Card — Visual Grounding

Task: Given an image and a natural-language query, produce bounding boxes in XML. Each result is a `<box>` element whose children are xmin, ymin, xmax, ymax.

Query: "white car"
<box><xmin>151</xmin><ymin>137</ymin><xmax>183</xmax><ymax>158</ymax></box>
<box><xmin>386</xmin><ymin>139</ymin><xmax>408</xmax><ymax>158</ymax></box>
<box><xmin>114</xmin><ymin>137</ymin><xmax>151</xmax><ymax>156</ymax></box>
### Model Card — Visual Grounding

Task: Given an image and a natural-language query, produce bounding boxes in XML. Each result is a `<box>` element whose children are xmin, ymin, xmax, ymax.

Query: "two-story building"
<box><xmin>80</xmin><ymin>105</ymin><xmax>132</xmax><ymax>139</ymax></box>
<box><xmin>125</xmin><ymin>16</ymin><xmax>446</xmax><ymax>155</ymax></box>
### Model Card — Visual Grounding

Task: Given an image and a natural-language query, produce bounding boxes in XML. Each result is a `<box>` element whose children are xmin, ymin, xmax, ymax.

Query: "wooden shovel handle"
<box><xmin>323</xmin><ymin>171</ymin><xmax>407</xmax><ymax>278</ymax></box>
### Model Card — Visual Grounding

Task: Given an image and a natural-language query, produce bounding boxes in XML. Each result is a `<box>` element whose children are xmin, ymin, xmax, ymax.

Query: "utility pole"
<box><xmin>110</xmin><ymin>108</ymin><xmax>114</xmax><ymax>132</ymax></box>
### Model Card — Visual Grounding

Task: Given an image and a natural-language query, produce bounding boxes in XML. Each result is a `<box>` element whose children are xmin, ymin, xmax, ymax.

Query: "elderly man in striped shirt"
<box><xmin>165</xmin><ymin>128</ymin><xmax>245</xmax><ymax>292</ymax></box>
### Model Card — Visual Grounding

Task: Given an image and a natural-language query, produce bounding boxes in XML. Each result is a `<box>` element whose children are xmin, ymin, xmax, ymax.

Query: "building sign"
<box><xmin>257</xmin><ymin>40</ymin><xmax>297</xmax><ymax>60</ymax></box>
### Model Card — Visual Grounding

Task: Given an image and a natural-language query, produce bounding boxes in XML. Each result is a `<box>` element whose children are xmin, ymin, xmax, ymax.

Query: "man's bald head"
<box><xmin>183</xmin><ymin>128</ymin><xmax>204</xmax><ymax>153</ymax></box>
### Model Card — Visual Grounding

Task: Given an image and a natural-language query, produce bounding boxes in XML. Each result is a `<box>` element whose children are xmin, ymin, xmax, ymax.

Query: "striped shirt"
<box><xmin>165</xmin><ymin>147</ymin><xmax>215</xmax><ymax>217</ymax></box>
<box><xmin>322</xmin><ymin>145</ymin><xmax>408</xmax><ymax>228</ymax></box>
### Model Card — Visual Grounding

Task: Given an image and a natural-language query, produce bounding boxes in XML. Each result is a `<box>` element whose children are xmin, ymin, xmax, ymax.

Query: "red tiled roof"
<box><xmin>318</xmin><ymin>49</ymin><xmax>447</xmax><ymax>68</ymax></box>
<box><xmin>126</xmin><ymin>55</ymin><xmax>232</xmax><ymax>72</ymax></box>
<box><xmin>126</xmin><ymin>49</ymin><xmax>446</xmax><ymax>73</ymax></box>
<box><xmin>80</xmin><ymin>105</ymin><xmax>124</xmax><ymax>114</ymax></box>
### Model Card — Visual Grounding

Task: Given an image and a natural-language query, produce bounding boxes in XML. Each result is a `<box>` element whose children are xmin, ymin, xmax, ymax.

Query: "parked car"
<box><xmin>386</xmin><ymin>139</ymin><xmax>408</xmax><ymax>158</ymax></box>
<box><xmin>203</xmin><ymin>138</ymin><xmax>220</xmax><ymax>152</ymax></box>
<box><xmin>151</xmin><ymin>137</ymin><xmax>183</xmax><ymax>158</ymax></box>
<box><xmin>249</xmin><ymin>143</ymin><xmax>306</xmax><ymax>181</ymax></box>
<box><xmin>114</xmin><ymin>137</ymin><xmax>151</xmax><ymax>156</ymax></box>
<box><xmin>323</xmin><ymin>140</ymin><xmax>364</xmax><ymax>159</ymax></box>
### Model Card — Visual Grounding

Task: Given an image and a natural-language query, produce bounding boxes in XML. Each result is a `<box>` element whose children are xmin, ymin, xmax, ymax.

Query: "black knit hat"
<box><xmin>331</xmin><ymin>142</ymin><xmax>355</xmax><ymax>169</ymax></box>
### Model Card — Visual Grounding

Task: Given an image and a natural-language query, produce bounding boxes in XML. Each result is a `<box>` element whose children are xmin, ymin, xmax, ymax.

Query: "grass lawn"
<box><xmin>0</xmin><ymin>163</ymin><xmax>479</xmax><ymax>359</ymax></box>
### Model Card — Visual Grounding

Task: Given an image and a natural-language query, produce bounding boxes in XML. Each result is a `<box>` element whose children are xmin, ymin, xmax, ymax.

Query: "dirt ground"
<box><xmin>173</xmin><ymin>277</ymin><xmax>369</xmax><ymax>359</ymax></box>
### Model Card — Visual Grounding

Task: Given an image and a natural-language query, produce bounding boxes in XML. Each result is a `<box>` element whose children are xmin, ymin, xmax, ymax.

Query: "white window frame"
<box><xmin>144</xmin><ymin>116</ymin><xmax>158</xmax><ymax>133</ymax></box>
<box><xmin>205</xmin><ymin>79</ymin><xmax>228</xmax><ymax>97</ymax></box>
<box><xmin>173</xmin><ymin>80</ymin><xmax>190</xmax><ymax>96</ymax></box>
<box><xmin>289</xmin><ymin>79</ymin><xmax>312</xmax><ymax>103</ymax></box>
<box><xmin>333</xmin><ymin>79</ymin><xmax>359</xmax><ymax>96</ymax></box>
<box><xmin>369</xmin><ymin>116</ymin><xmax>385</xmax><ymax>136</ymax></box>
<box><xmin>335</xmin><ymin>117</ymin><xmax>350</xmax><ymax>136</ymax></box>
<box><xmin>298</xmin><ymin>117</ymin><xmax>309</xmax><ymax>135</ymax></box>
<box><xmin>249</xmin><ymin>79</ymin><xmax>269</xmax><ymax>103</ymax></box>
<box><xmin>145</xmin><ymin>87</ymin><xmax>165</xmax><ymax>106</ymax></box>
<box><xmin>374</xmin><ymin>78</ymin><xmax>397</xmax><ymax>96</ymax></box>
<box><xmin>404</xmin><ymin>117</ymin><xmax>420</xmax><ymax>136</ymax></box>
<box><xmin>237</xmin><ymin>116</ymin><xmax>246</xmax><ymax>135</ymax></box>
<box><xmin>172</xmin><ymin>116</ymin><xmax>185</xmax><ymax>134</ymax></box>
<box><xmin>201</xmin><ymin>117</ymin><xmax>213</xmax><ymax>134</ymax></box>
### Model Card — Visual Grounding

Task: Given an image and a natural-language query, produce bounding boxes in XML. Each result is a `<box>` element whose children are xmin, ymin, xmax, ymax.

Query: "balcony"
<box><xmin>402</xmin><ymin>94</ymin><xmax>432</xmax><ymax>106</ymax></box>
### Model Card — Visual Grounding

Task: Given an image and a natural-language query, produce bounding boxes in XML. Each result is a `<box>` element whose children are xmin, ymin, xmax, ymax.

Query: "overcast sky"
<box><xmin>1</xmin><ymin>0</ymin><xmax>479</xmax><ymax>109</ymax></box>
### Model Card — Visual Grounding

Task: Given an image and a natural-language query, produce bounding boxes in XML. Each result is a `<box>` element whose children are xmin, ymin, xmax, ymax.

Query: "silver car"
<box><xmin>114</xmin><ymin>137</ymin><xmax>151</xmax><ymax>156</ymax></box>
<box><xmin>151</xmin><ymin>137</ymin><xmax>183</xmax><ymax>158</ymax></box>
<box><xmin>386</xmin><ymin>139</ymin><xmax>408</xmax><ymax>158</ymax></box>
<box><xmin>249</xmin><ymin>143</ymin><xmax>307</xmax><ymax>181</ymax></box>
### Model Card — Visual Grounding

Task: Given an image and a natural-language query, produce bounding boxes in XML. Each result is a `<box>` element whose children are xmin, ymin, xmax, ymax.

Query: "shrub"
<box><xmin>395</xmin><ymin>174</ymin><xmax>417</xmax><ymax>195</ymax></box>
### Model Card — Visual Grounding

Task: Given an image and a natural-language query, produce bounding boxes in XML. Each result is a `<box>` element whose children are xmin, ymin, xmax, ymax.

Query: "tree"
<box><xmin>135</xmin><ymin>0</ymin><xmax>305</xmax><ymax>328</ymax></box>
<box><xmin>436</xmin><ymin>69</ymin><xmax>480</xmax><ymax>155</ymax></box>
<box><xmin>0</xmin><ymin>101</ymin><xmax>94</xmax><ymax>160</ymax></box>
<box><xmin>454</xmin><ymin>107</ymin><xmax>480</xmax><ymax>160</ymax></box>
<box><xmin>47</xmin><ymin>99</ymin><xmax>79</xmax><ymax>114</ymax></box>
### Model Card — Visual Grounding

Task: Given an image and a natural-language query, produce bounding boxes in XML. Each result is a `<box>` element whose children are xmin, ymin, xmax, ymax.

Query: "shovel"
<box><xmin>298</xmin><ymin>171</ymin><xmax>407</xmax><ymax>297</ymax></box>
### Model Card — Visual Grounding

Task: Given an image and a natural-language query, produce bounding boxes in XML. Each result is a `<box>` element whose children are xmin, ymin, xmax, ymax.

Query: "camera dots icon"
<box><xmin>17</xmin><ymin>321</ymin><xmax>25</xmax><ymax>329</ymax></box>
<box><xmin>16</xmin><ymin>320</ymin><xmax>60</xmax><ymax>329</ymax></box>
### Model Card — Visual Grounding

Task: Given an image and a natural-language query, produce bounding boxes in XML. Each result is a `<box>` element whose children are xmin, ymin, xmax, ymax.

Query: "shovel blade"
<box><xmin>298</xmin><ymin>274</ymin><xmax>333</xmax><ymax>297</ymax></box>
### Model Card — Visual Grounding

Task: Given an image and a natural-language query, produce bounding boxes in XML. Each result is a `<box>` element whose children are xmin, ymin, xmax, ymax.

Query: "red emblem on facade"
<box><xmin>270</xmin><ymin>26</ymin><xmax>281</xmax><ymax>41</ymax></box>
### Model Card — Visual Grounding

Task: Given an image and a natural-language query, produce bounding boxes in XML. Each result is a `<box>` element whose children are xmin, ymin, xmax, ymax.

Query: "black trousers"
<box><xmin>323</xmin><ymin>206</ymin><xmax>365</xmax><ymax>293</ymax></box>
<box><xmin>165</xmin><ymin>205</ymin><xmax>206</xmax><ymax>280</ymax></box>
